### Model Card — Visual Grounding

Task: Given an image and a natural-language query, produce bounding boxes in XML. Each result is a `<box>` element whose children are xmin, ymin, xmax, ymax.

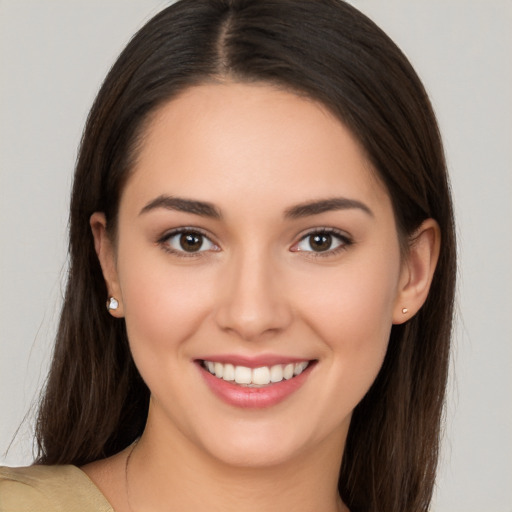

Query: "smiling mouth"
<box><xmin>200</xmin><ymin>360</ymin><xmax>313</xmax><ymax>387</ymax></box>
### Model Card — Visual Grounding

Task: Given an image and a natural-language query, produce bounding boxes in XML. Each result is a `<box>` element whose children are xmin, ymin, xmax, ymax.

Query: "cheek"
<box><xmin>293</xmin><ymin>250</ymin><xmax>400</xmax><ymax>374</ymax></box>
<box><xmin>116</xmin><ymin>246</ymin><xmax>215</xmax><ymax>356</ymax></box>
<box><xmin>292</xmin><ymin>262</ymin><xmax>398</xmax><ymax>425</ymax></box>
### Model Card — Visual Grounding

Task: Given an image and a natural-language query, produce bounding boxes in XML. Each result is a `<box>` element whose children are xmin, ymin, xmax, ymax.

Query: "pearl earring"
<box><xmin>106</xmin><ymin>297</ymin><xmax>119</xmax><ymax>311</ymax></box>
<box><xmin>402</xmin><ymin>307</ymin><xmax>408</xmax><ymax>314</ymax></box>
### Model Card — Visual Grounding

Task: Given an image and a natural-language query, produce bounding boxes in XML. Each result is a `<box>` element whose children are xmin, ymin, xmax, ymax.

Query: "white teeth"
<box><xmin>223</xmin><ymin>363</ymin><xmax>235</xmax><ymax>381</ymax></box>
<box><xmin>252</xmin><ymin>366</ymin><xmax>271</xmax><ymax>385</ymax></box>
<box><xmin>294</xmin><ymin>361</ymin><xmax>308</xmax><ymax>376</ymax></box>
<box><xmin>269</xmin><ymin>364</ymin><xmax>283</xmax><ymax>383</ymax></box>
<box><xmin>234</xmin><ymin>365</ymin><xmax>252</xmax><ymax>384</ymax></box>
<box><xmin>204</xmin><ymin>360</ymin><xmax>310</xmax><ymax>386</ymax></box>
<box><xmin>214</xmin><ymin>362</ymin><xmax>223</xmax><ymax>378</ymax></box>
<box><xmin>283</xmin><ymin>363</ymin><xmax>294</xmax><ymax>380</ymax></box>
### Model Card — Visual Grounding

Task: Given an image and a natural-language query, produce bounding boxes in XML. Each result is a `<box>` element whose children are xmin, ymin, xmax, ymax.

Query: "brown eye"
<box><xmin>292</xmin><ymin>230</ymin><xmax>350</xmax><ymax>254</ymax></box>
<box><xmin>162</xmin><ymin>230</ymin><xmax>218</xmax><ymax>255</ymax></box>
<box><xmin>309</xmin><ymin>233</ymin><xmax>332</xmax><ymax>252</ymax></box>
<box><xmin>180</xmin><ymin>232</ymin><xmax>203</xmax><ymax>252</ymax></box>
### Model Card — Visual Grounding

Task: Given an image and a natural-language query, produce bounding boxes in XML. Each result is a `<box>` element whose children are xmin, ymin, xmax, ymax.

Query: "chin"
<box><xmin>193</xmin><ymin>415</ymin><xmax>342</xmax><ymax>470</ymax></box>
<box><xmin>201</xmin><ymin>434</ymin><xmax>305</xmax><ymax>469</ymax></box>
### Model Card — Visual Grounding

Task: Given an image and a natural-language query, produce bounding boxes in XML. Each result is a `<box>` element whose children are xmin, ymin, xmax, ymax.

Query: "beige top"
<box><xmin>0</xmin><ymin>465</ymin><xmax>113</xmax><ymax>512</ymax></box>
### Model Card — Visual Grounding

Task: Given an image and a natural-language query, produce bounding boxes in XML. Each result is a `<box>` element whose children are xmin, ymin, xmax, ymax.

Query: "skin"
<box><xmin>86</xmin><ymin>82</ymin><xmax>440</xmax><ymax>512</ymax></box>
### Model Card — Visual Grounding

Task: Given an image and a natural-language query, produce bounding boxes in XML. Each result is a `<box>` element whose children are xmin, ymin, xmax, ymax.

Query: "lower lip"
<box><xmin>198</xmin><ymin>362</ymin><xmax>314</xmax><ymax>409</ymax></box>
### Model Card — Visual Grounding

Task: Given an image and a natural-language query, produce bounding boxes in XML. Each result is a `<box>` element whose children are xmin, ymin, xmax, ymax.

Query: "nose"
<box><xmin>214</xmin><ymin>249</ymin><xmax>293</xmax><ymax>342</ymax></box>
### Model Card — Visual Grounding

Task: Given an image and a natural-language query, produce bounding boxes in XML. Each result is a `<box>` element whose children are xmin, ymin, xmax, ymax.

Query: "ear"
<box><xmin>90</xmin><ymin>212</ymin><xmax>124</xmax><ymax>317</ymax></box>
<box><xmin>393</xmin><ymin>218</ymin><xmax>441</xmax><ymax>324</ymax></box>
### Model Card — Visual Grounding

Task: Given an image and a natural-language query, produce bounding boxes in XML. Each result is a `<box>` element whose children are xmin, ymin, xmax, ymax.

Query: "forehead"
<box><xmin>122</xmin><ymin>82</ymin><xmax>391</xmax><ymax>218</ymax></box>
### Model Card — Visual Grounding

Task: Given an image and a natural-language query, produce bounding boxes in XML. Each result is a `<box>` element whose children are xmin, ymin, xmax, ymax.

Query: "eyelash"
<box><xmin>157</xmin><ymin>228</ymin><xmax>219</xmax><ymax>258</ymax></box>
<box><xmin>157</xmin><ymin>227</ymin><xmax>353</xmax><ymax>258</ymax></box>
<box><xmin>291</xmin><ymin>228</ymin><xmax>353</xmax><ymax>257</ymax></box>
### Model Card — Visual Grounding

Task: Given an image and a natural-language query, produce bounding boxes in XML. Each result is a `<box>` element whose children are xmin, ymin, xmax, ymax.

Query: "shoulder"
<box><xmin>0</xmin><ymin>465</ymin><xmax>114</xmax><ymax>512</ymax></box>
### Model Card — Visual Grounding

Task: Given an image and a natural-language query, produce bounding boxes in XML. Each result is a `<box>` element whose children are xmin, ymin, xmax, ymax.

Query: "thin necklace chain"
<box><xmin>124</xmin><ymin>440</ymin><xmax>139</xmax><ymax>512</ymax></box>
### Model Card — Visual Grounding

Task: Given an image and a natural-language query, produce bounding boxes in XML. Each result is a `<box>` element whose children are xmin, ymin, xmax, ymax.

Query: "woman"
<box><xmin>0</xmin><ymin>1</ymin><xmax>456</xmax><ymax>511</ymax></box>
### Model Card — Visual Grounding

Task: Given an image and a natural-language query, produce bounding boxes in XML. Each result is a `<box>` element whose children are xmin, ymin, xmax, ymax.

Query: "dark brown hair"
<box><xmin>35</xmin><ymin>1</ymin><xmax>456</xmax><ymax>511</ymax></box>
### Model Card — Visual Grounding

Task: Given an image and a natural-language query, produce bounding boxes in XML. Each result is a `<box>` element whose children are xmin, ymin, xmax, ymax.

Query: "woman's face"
<box><xmin>100</xmin><ymin>83</ymin><xmax>409</xmax><ymax>468</ymax></box>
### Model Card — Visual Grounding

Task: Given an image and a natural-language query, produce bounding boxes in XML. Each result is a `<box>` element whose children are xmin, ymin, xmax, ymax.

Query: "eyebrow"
<box><xmin>139</xmin><ymin>195</ymin><xmax>373</xmax><ymax>220</ymax></box>
<box><xmin>284</xmin><ymin>197</ymin><xmax>374</xmax><ymax>219</ymax></box>
<box><xmin>139</xmin><ymin>195</ymin><xmax>222</xmax><ymax>219</ymax></box>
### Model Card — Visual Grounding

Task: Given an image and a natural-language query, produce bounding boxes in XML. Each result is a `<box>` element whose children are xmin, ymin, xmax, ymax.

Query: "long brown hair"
<box><xmin>35</xmin><ymin>1</ymin><xmax>456</xmax><ymax>511</ymax></box>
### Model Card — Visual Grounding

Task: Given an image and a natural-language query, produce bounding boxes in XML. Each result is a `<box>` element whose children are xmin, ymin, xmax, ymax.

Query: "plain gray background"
<box><xmin>1</xmin><ymin>1</ymin><xmax>511</xmax><ymax>510</ymax></box>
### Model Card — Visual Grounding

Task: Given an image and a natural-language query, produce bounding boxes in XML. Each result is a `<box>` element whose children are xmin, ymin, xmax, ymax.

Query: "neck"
<box><xmin>127</xmin><ymin>413</ymin><xmax>348</xmax><ymax>512</ymax></box>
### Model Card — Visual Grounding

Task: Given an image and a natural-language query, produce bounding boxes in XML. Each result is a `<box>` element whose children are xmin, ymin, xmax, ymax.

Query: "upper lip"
<box><xmin>196</xmin><ymin>354</ymin><xmax>314</xmax><ymax>368</ymax></box>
